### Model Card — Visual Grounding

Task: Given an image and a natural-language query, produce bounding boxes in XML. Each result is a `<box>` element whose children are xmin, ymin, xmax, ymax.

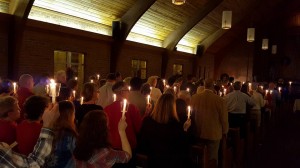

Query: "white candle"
<box><xmin>13</xmin><ymin>82</ymin><xmax>17</xmax><ymax>94</ymax></box>
<box><xmin>186</xmin><ymin>88</ymin><xmax>190</xmax><ymax>92</ymax></box>
<box><xmin>243</xmin><ymin>82</ymin><xmax>245</xmax><ymax>84</ymax></box>
<box><xmin>75</xmin><ymin>77</ymin><xmax>78</xmax><ymax>80</ymax></box>
<box><xmin>187</xmin><ymin>106</ymin><xmax>191</xmax><ymax>120</ymax></box>
<box><xmin>122</xmin><ymin>99</ymin><xmax>127</xmax><ymax>118</ymax></box>
<box><xmin>260</xmin><ymin>86</ymin><xmax>263</xmax><ymax>90</ymax></box>
<box><xmin>90</xmin><ymin>79</ymin><xmax>94</xmax><ymax>83</ymax></box>
<box><xmin>248</xmin><ymin>83</ymin><xmax>252</xmax><ymax>90</ymax></box>
<box><xmin>128</xmin><ymin>86</ymin><xmax>131</xmax><ymax>91</ymax></box>
<box><xmin>278</xmin><ymin>87</ymin><xmax>282</xmax><ymax>92</ymax></box>
<box><xmin>46</xmin><ymin>84</ymin><xmax>49</xmax><ymax>94</ymax></box>
<box><xmin>166</xmin><ymin>85</ymin><xmax>170</xmax><ymax>89</ymax></box>
<box><xmin>163</xmin><ymin>79</ymin><xmax>166</xmax><ymax>86</ymax></box>
<box><xmin>50</xmin><ymin>79</ymin><xmax>56</xmax><ymax>104</ymax></box>
<box><xmin>230</xmin><ymin>83</ymin><xmax>232</xmax><ymax>86</ymax></box>
<box><xmin>289</xmin><ymin>81</ymin><xmax>292</xmax><ymax>86</ymax></box>
<box><xmin>113</xmin><ymin>94</ymin><xmax>116</xmax><ymax>102</ymax></box>
<box><xmin>97</xmin><ymin>74</ymin><xmax>100</xmax><ymax>80</ymax></box>
<box><xmin>270</xmin><ymin>90</ymin><xmax>273</xmax><ymax>94</ymax></box>
<box><xmin>80</xmin><ymin>97</ymin><xmax>84</xmax><ymax>105</ymax></box>
<box><xmin>222</xmin><ymin>85</ymin><xmax>224</xmax><ymax>88</ymax></box>
<box><xmin>73</xmin><ymin>90</ymin><xmax>76</xmax><ymax>98</ymax></box>
<box><xmin>224</xmin><ymin>89</ymin><xmax>227</xmax><ymax>95</ymax></box>
<box><xmin>174</xmin><ymin>86</ymin><xmax>177</xmax><ymax>93</ymax></box>
<box><xmin>266</xmin><ymin>90</ymin><xmax>269</xmax><ymax>94</ymax></box>
<box><xmin>147</xmin><ymin>95</ymin><xmax>151</xmax><ymax>104</ymax></box>
<box><xmin>219</xmin><ymin>91</ymin><xmax>222</xmax><ymax>96</ymax></box>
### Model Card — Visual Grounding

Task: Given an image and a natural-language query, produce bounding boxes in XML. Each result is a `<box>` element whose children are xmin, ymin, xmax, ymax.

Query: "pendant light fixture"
<box><xmin>247</xmin><ymin>28</ymin><xmax>255</xmax><ymax>42</ymax></box>
<box><xmin>222</xmin><ymin>11</ymin><xmax>232</xmax><ymax>29</ymax></box>
<box><xmin>271</xmin><ymin>45</ymin><xmax>277</xmax><ymax>54</ymax></box>
<box><xmin>262</xmin><ymin>38</ymin><xmax>269</xmax><ymax>50</ymax></box>
<box><xmin>172</xmin><ymin>0</ymin><xmax>186</xmax><ymax>5</ymax></box>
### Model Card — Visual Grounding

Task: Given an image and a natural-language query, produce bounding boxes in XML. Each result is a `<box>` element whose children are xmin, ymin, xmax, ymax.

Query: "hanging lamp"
<box><xmin>222</xmin><ymin>11</ymin><xmax>232</xmax><ymax>29</ymax></box>
<box><xmin>247</xmin><ymin>28</ymin><xmax>255</xmax><ymax>42</ymax></box>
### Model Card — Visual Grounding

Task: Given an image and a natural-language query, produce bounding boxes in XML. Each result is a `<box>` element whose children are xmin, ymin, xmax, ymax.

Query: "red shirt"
<box><xmin>104</xmin><ymin>101</ymin><xmax>142</xmax><ymax>150</ymax></box>
<box><xmin>16</xmin><ymin>120</ymin><xmax>42</xmax><ymax>156</ymax></box>
<box><xmin>17</xmin><ymin>87</ymin><xmax>34</xmax><ymax>122</ymax></box>
<box><xmin>0</xmin><ymin>119</ymin><xmax>17</xmax><ymax>144</ymax></box>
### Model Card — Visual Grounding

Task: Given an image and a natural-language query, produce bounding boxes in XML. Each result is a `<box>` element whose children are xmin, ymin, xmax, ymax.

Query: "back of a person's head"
<box><xmin>163</xmin><ymin>88</ymin><xmax>176</xmax><ymax>98</ymax></box>
<box><xmin>0</xmin><ymin>79</ymin><xmax>13</xmax><ymax>95</ymax></box>
<box><xmin>99</xmin><ymin>79</ymin><xmax>106</xmax><ymax>88</ymax></box>
<box><xmin>55</xmin><ymin>100</ymin><xmax>77</xmax><ymax>137</ymax></box>
<box><xmin>140</xmin><ymin>83</ymin><xmax>151</xmax><ymax>96</ymax></box>
<box><xmin>73</xmin><ymin>110</ymin><xmax>109</xmax><ymax>161</ymax></box>
<box><xmin>123</xmin><ymin>77</ymin><xmax>132</xmax><ymax>86</ymax></box>
<box><xmin>147</xmin><ymin>76</ymin><xmax>158</xmax><ymax>86</ymax></box>
<box><xmin>82</xmin><ymin>82</ymin><xmax>97</xmax><ymax>102</ymax></box>
<box><xmin>151</xmin><ymin>93</ymin><xmax>178</xmax><ymax>124</ymax></box>
<box><xmin>24</xmin><ymin>95</ymin><xmax>49</xmax><ymax>121</ymax></box>
<box><xmin>106</xmin><ymin>73</ymin><xmax>116</xmax><ymax>81</ymax></box>
<box><xmin>130</xmin><ymin>77</ymin><xmax>143</xmax><ymax>91</ymax></box>
<box><xmin>0</xmin><ymin>96</ymin><xmax>17</xmax><ymax>118</ymax></box>
<box><xmin>115</xmin><ymin>72</ymin><xmax>122</xmax><ymax>80</ymax></box>
<box><xmin>112</xmin><ymin>81</ymin><xmax>126</xmax><ymax>93</ymax></box>
<box><xmin>252</xmin><ymin>82</ymin><xmax>259</xmax><ymax>90</ymax></box>
<box><xmin>19</xmin><ymin>74</ymin><xmax>33</xmax><ymax>88</ymax></box>
<box><xmin>204</xmin><ymin>78</ymin><xmax>214</xmax><ymax>89</ymax></box>
<box><xmin>197</xmin><ymin>86</ymin><xmax>205</xmax><ymax>94</ymax></box>
<box><xmin>55</xmin><ymin>70</ymin><xmax>67</xmax><ymax>83</ymax></box>
<box><xmin>67</xmin><ymin>79</ymin><xmax>78</xmax><ymax>90</ymax></box>
<box><xmin>269</xmin><ymin>82</ymin><xmax>275</xmax><ymax>89</ymax></box>
<box><xmin>233</xmin><ymin>81</ymin><xmax>242</xmax><ymax>90</ymax></box>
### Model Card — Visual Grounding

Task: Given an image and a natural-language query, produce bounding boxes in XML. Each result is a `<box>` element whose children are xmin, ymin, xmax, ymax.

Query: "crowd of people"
<box><xmin>0</xmin><ymin>71</ymin><xmax>287</xmax><ymax>168</ymax></box>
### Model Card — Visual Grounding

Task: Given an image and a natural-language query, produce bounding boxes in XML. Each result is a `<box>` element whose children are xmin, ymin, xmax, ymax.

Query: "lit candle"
<box><xmin>270</xmin><ymin>90</ymin><xmax>273</xmax><ymax>94</ymax></box>
<box><xmin>289</xmin><ymin>81</ymin><xmax>292</xmax><ymax>86</ymax></box>
<box><xmin>222</xmin><ymin>85</ymin><xmax>224</xmax><ymax>88</ymax></box>
<box><xmin>219</xmin><ymin>91</ymin><xmax>222</xmax><ymax>96</ymax></box>
<box><xmin>166</xmin><ymin>85</ymin><xmax>170</xmax><ymax>89</ymax></box>
<box><xmin>224</xmin><ymin>89</ymin><xmax>227</xmax><ymax>96</ymax></box>
<box><xmin>128</xmin><ymin>86</ymin><xmax>131</xmax><ymax>91</ymax></box>
<box><xmin>113</xmin><ymin>94</ymin><xmax>116</xmax><ymax>102</ymax></box>
<box><xmin>186</xmin><ymin>88</ymin><xmax>190</xmax><ymax>92</ymax></box>
<box><xmin>46</xmin><ymin>84</ymin><xmax>49</xmax><ymax>94</ymax></box>
<box><xmin>80</xmin><ymin>96</ymin><xmax>84</xmax><ymax>105</ymax></box>
<box><xmin>174</xmin><ymin>86</ymin><xmax>177</xmax><ymax>93</ymax></box>
<box><xmin>260</xmin><ymin>86</ymin><xmax>263</xmax><ymax>90</ymax></box>
<box><xmin>278</xmin><ymin>87</ymin><xmax>282</xmax><ymax>92</ymax></box>
<box><xmin>163</xmin><ymin>79</ymin><xmax>166</xmax><ymax>86</ymax></box>
<box><xmin>73</xmin><ymin>90</ymin><xmax>76</xmax><ymax>98</ymax></box>
<box><xmin>90</xmin><ymin>79</ymin><xmax>94</xmax><ymax>83</ymax></box>
<box><xmin>75</xmin><ymin>77</ymin><xmax>78</xmax><ymax>80</ymax></box>
<box><xmin>50</xmin><ymin>79</ymin><xmax>56</xmax><ymax>104</ymax></box>
<box><xmin>230</xmin><ymin>83</ymin><xmax>232</xmax><ymax>86</ymax></box>
<box><xmin>187</xmin><ymin>106</ymin><xmax>191</xmax><ymax>120</ymax></box>
<box><xmin>248</xmin><ymin>83</ymin><xmax>252</xmax><ymax>90</ymax></box>
<box><xmin>147</xmin><ymin>95</ymin><xmax>151</xmax><ymax>104</ymax></box>
<box><xmin>97</xmin><ymin>74</ymin><xmax>100</xmax><ymax>80</ymax></box>
<box><xmin>243</xmin><ymin>81</ymin><xmax>245</xmax><ymax>84</ymax></box>
<box><xmin>13</xmin><ymin>82</ymin><xmax>17</xmax><ymax>94</ymax></box>
<box><xmin>122</xmin><ymin>99</ymin><xmax>127</xmax><ymax>118</ymax></box>
<box><xmin>265</xmin><ymin>90</ymin><xmax>269</xmax><ymax>94</ymax></box>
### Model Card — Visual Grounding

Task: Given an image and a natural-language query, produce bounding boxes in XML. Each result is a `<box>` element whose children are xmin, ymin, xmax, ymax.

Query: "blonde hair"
<box><xmin>151</xmin><ymin>94</ymin><xmax>178</xmax><ymax>124</ymax></box>
<box><xmin>0</xmin><ymin>96</ymin><xmax>18</xmax><ymax>118</ymax></box>
<box><xmin>147</xmin><ymin>76</ymin><xmax>158</xmax><ymax>87</ymax></box>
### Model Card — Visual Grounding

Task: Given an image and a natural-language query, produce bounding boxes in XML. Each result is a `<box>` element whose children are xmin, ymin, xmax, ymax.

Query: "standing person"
<box><xmin>250</xmin><ymin>83</ymin><xmax>266</xmax><ymax>127</ymax></box>
<box><xmin>74</xmin><ymin>110</ymin><xmax>131</xmax><ymax>168</ymax></box>
<box><xmin>75</xmin><ymin>82</ymin><xmax>102</xmax><ymax>128</ymax></box>
<box><xmin>138</xmin><ymin>94</ymin><xmax>191</xmax><ymax>168</ymax></box>
<box><xmin>17</xmin><ymin>74</ymin><xmax>35</xmax><ymax>122</ymax></box>
<box><xmin>0</xmin><ymin>103</ymin><xmax>60</xmax><ymax>167</ymax></box>
<box><xmin>44</xmin><ymin>100</ymin><xmax>78</xmax><ymax>168</ymax></box>
<box><xmin>115</xmin><ymin>72</ymin><xmax>123</xmax><ymax>82</ymax></box>
<box><xmin>97</xmin><ymin>73</ymin><xmax>116</xmax><ymax>108</ymax></box>
<box><xmin>104</xmin><ymin>81</ymin><xmax>142</xmax><ymax>168</ymax></box>
<box><xmin>191</xmin><ymin>79</ymin><xmax>228</xmax><ymax>166</ymax></box>
<box><xmin>224</xmin><ymin>81</ymin><xmax>255</xmax><ymax>139</ymax></box>
<box><xmin>0</xmin><ymin>96</ymin><xmax>20</xmax><ymax>145</ymax></box>
<box><xmin>16</xmin><ymin>96</ymin><xmax>49</xmax><ymax>156</ymax></box>
<box><xmin>128</xmin><ymin>77</ymin><xmax>147</xmax><ymax>117</ymax></box>
<box><xmin>147</xmin><ymin>76</ymin><xmax>162</xmax><ymax>104</ymax></box>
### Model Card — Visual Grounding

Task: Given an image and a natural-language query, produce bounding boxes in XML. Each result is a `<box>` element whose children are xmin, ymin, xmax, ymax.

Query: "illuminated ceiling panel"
<box><xmin>127</xmin><ymin>0</ymin><xmax>208</xmax><ymax>48</ymax></box>
<box><xmin>0</xmin><ymin>0</ymin><xmax>9</xmax><ymax>13</ymax></box>
<box><xmin>29</xmin><ymin>0</ymin><xmax>136</xmax><ymax>35</ymax></box>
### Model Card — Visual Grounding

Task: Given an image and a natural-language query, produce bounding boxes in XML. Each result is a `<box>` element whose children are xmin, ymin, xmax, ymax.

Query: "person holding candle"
<box><xmin>191</xmin><ymin>79</ymin><xmax>228</xmax><ymax>166</ymax></box>
<box><xmin>74</xmin><ymin>110</ymin><xmax>131</xmax><ymax>168</ymax></box>
<box><xmin>75</xmin><ymin>82</ymin><xmax>102</xmax><ymax>128</ymax></box>
<box><xmin>138</xmin><ymin>93</ymin><xmax>192</xmax><ymax>168</ymax></box>
<box><xmin>104</xmin><ymin>81</ymin><xmax>142</xmax><ymax>168</ymax></box>
<box><xmin>147</xmin><ymin>76</ymin><xmax>162</xmax><ymax>104</ymax></box>
<box><xmin>16</xmin><ymin>74</ymin><xmax>35</xmax><ymax>122</ymax></box>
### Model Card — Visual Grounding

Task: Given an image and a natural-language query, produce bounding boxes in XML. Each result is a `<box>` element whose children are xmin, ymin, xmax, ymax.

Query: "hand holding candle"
<box><xmin>121</xmin><ymin>99</ymin><xmax>128</xmax><ymax>118</ymax></box>
<box><xmin>80</xmin><ymin>97</ymin><xmax>84</xmax><ymax>105</ymax></box>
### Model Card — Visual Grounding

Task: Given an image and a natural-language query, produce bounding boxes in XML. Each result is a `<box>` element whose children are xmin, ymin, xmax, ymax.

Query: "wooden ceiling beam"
<box><xmin>162</xmin><ymin>0</ymin><xmax>222</xmax><ymax>50</ymax></box>
<box><xmin>9</xmin><ymin>0</ymin><xmax>34</xmax><ymax>18</ymax></box>
<box><xmin>121</xmin><ymin>0</ymin><xmax>156</xmax><ymax>39</ymax></box>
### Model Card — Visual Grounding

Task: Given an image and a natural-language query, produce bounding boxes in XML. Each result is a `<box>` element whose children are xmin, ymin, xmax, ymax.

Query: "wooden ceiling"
<box><xmin>0</xmin><ymin>0</ymin><xmax>297</xmax><ymax>54</ymax></box>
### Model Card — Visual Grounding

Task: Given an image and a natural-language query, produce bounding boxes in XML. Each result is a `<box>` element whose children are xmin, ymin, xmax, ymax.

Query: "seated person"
<box><xmin>16</xmin><ymin>95</ymin><xmax>49</xmax><ymax>156</ymax></box>
<box><xmin>0</xmin><ymin>96</ymin><xmax>20</xmax><ymax>145</ymax></box>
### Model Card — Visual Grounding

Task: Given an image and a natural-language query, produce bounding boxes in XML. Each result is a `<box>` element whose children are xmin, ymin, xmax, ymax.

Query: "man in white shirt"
<box><xmin>225</xmin><ymin>81</ymin><xmax>255</xmax><ymax>138</ymax></box>
<box><xmin>250</xmin><ymin>83</ymin><xmax>266</xmax><ymax>127</ymax></box>
<box><xmin>97</xmin><ymin>73</ymin><xmax>116</xmax><ymax>108</ymax></box>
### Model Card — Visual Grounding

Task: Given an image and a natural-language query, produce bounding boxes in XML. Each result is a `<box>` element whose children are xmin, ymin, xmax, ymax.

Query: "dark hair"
<box><xmin>233</xmin><ymin>81</ymin><xmax>242</xmax><ymax>90</ymax></box>
<box><xmin>0</xmin><ymin>79</ymin><xmax>13</xmax><ymax>94</ymax></box>
<box><xmin>130</xmin><ymin>77</ymin><xmax>143</xmax><ymax>91</ymax></box>
<box><xmin>24</xmin><ymin>96</ymin><xmax>49</xmax><ymax>121</ymax></box>
<box><xmin>73</xmin><ymin>110</ymin><xmax>110</xmax><ymax>161</ymax></box>
<box><xmin>106</xmin><ymin>73</ymin><xmax>116</xmax><ymax>81</ymax></box>
<box><xmin>67</xmin><ymin>79</ymin><xmax>78</xmax><ymax>90</ymax></box>
<box><xmin>140</xmin><ymin>83</ymin><xmax>151</xmax><ymax>96</ymax></box>
<box><xmin>54</xmin><ymin>101</ymin><xmax>78</xmax><ymax>140</ymax></box>
<box><xmin>82</xmin><ymin>83</ymin><xmax>97</xmax><ymax>102</ymax></box>
<box><xmin>115</xmin><ymin>72</ymin><xmax>121</xmax><ymax>78</ymax></box>
<box><xmin>112</xmin><ymin>81</ymin><xmax>126</xmax><ymax>93</ymax></box>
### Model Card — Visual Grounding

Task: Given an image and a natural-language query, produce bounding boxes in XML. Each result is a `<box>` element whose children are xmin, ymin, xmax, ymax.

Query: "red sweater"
<box><xmin>17</xmin><ymin>87</ymin><xmax>34</xmax><ymax>122</ymax></box>
<box><xmin>16</xmin><ymin>120</ymin><xmax>42</xmax><ymax>156</ymax></box>
<box><xmin>0</xmin><ymin>119</ymin><xmax>17</xmax><ymax>144</ymax></box>
<box><xmin>104</xmin><ymin>101</ymin><xmax>142</xmax><ymax>150</ymax></box>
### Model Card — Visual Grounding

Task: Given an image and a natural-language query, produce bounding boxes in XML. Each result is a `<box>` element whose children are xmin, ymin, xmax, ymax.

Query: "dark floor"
<box><xmin>249</xmin><ymin>102</ymin><xmax>300</xmax><ymax>168</ymax></box>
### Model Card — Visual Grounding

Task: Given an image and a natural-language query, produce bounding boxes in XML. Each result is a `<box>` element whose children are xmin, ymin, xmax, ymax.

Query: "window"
<box><xmin>173</xmin><ymin>64</ymin><xmax>183</xmax><ymax>75</ymax></box>
<box><xmin>131</xmin><ymin>59</ymin><xmax>147</xmax><ymax>79</ymax></box>
<box><xmin>54</xmin><ymin>51</ymin><xmax>84</xmax><ymax>86</ymax></box>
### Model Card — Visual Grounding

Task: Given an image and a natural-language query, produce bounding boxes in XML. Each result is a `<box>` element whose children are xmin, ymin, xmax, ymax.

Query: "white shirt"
<box><xmin>224</xmin><ymin>90</ymin><xmax>255</xmax><ymax>114</ymax></box>
<box><xmin>251</xmin><ymin>90</ymin><xmax>266</xmax><ymax>110</ymax></box>
<box><xmin>97</xmin><ymin>82</ymin><xmax>114</xmax><ymax>108</ymax></box>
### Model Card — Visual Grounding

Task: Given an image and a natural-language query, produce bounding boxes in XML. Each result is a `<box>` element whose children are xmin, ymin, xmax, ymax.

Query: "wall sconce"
<box><xmin>247</xmin><ymin>28</ymin><xmax>255</xmax><ymax>42</ymax></box>
<box><xmin>271</xmin><ymin>45</ymin><xmax>277</xmax><ymax>54</ymax></box>
<box><xmin>262</xmin><ymin>38</ymin><xmax>269</xmax><ymax>50</ymax></box>
<box><xmin>222</xmin><ymin>11</ymin><xmax>232</xmax><ymax>29</ymax></box>
<box><xmin>172</xmin><ymin>0</ymin><xmax>186</xmax><ymax>5</ymax></box>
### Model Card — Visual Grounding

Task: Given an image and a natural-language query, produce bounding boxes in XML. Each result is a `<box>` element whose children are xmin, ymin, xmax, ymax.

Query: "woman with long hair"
<box><xmin>138</xmin><ymin>93</ymin><xmax>191</xmax><ymax>168</ymax></box>
<box><xmin>44</xmin><ymin>100</ymin><xmax>78</xmax><ymax>168</ymax></box>
<box><xmin>74</xmin><ymin>110</ymin><xmax>131</xmax><ymax>167</ymax></box>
